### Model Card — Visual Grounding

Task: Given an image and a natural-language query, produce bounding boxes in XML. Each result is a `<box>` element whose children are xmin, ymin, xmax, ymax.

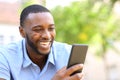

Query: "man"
<box><xmin>0</xmin><ymin>4</ymin><xmax>83</xmax><ymax>80</ymax></box>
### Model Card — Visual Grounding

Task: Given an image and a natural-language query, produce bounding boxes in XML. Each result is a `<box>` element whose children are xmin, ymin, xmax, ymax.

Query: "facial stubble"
<box><xmin>26</xmin><ymin>34</ymin><xmax>52</xmax><ymax>55</ymax></box>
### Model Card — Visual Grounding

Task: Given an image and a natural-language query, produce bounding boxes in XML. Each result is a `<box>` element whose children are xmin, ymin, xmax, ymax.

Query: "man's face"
<box><xmin>21</xmin><ymin>12</ymin><xmax>56</xmax><ymax>55</ymax></box>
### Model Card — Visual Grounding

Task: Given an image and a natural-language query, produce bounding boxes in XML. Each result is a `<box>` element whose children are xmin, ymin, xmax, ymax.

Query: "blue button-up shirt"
<box><xmin>0</xmin><ymin>39</ymin><xmax>72</xmax><ymax>80</ymax></box>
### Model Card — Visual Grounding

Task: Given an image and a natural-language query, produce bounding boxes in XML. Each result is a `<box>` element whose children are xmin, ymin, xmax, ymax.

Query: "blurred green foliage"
<box><xmin>20</xmin><ymin>0</ymin><xmax>120</xmax><ymax>57</ymax></box>
<box><xmin>19</xmin><ymin>0</ymin><xmax>46</xmax><ymax>14</ymax></box>
<box><xmin>51</xmin><ymin>0</ymin><xmax>120</xmax><ymax>57</ymax></box>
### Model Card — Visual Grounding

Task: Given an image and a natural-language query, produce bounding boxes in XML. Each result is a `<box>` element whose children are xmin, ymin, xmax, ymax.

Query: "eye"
<box><xmin>33</xmin><ymin>28</ymin><xmax>43</xmax><ymax>32</ymax></box>
<box><xmin>48</xmin><ymin>27</ymin><xmax>55</xmax><ymax>31</ymax></box>
<box><xmin>48</xmin><ymin>24</ymin><xmax>55</xmax><ymax>31</ymax></box>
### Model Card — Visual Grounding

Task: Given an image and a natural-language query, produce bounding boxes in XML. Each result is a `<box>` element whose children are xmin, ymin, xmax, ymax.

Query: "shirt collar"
<box><xmin>22</xmin><ymin>39</ymin><xmax>32</xmax><ymax>68</ymax></box>
<box><xmin>47</xmin><ymin>46</ymin><xmax>55</xmax><ymax>65</ymax></box>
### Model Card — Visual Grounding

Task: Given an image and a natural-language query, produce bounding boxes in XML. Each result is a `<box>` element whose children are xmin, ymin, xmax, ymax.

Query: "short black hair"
<box><xmin>20</xmin><ymin>4</ymin><xmax>50</xmax><ymax>27</ymax></box>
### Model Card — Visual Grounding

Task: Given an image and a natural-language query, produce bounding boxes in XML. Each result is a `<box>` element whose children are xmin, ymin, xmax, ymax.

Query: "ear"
<box><xmin>19</xmin><ymin>26</ymin><xmax>26</xmax><ymax>38</ymax></box>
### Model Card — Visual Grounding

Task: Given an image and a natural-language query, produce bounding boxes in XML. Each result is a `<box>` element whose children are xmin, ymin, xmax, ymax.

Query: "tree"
<box><xmin>20</xmin><ymin>0</ymin><xmax>46</xmax><ymax>13</ymax></box>
<box><xmin>51</xmin><ymin>0</ymin><xmax>120</xmax><ymax>80</ymax></box>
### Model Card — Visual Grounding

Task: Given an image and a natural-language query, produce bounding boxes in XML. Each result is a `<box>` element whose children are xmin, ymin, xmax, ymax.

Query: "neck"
<box><xmin>26</xmin><ymin>46</ymin><xmax>48</xmax><ymax>70</ymax></box>
<box><xmin>29</xmin><ymin>52</ymin><xmax>48</xmax><ymax>70</ymax></box>
<box><xmin>32</xmin><ymin>54</ymin><xmax>48</xmax><ymax>70</ymax></box>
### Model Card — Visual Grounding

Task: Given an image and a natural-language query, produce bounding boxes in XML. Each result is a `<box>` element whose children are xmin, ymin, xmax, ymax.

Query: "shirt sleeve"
<box><xmin>0</xmin><ymin>51</ymin><xmax>10</xmax><ymax>80</ymax></box>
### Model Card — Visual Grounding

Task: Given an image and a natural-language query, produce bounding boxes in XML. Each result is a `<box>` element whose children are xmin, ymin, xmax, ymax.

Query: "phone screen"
<box><xmin>67</xmin><ymin>44</ymin><xmax>88</xmax><ymax>75</ymax></box>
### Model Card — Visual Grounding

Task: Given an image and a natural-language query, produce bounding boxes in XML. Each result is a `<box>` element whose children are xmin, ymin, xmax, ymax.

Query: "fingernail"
<box><xmin>80</xmin><ymin>64</ymin><xmax>84</xmax><ymax>67</ymax></box>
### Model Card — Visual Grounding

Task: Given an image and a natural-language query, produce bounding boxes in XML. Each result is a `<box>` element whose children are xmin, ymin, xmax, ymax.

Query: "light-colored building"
<box><xmin>0</xmin><ymin>0</ymin><xmax>44</xmax><ymax>45</ymax></box>
<box><xmin>0</xmin><ymin>24</ymin><xmax>22</xmax><ymax>45</ymax></box>
<box><xmin>0</xmin><ymin>1</ymin><xmax>21</xmax><ymax>45</ymax></box>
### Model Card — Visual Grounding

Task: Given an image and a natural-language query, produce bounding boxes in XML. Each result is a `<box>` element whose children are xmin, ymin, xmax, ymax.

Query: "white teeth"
<box><xmin>40</xmin><ymin>42</ymin><xmax>50</xmax><ymax>45</ymax></box>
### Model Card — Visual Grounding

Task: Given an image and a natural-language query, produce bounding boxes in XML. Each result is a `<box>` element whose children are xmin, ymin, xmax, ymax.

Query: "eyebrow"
<box><xmin>49</xmin><ymin>24</ymin><xmax>55</xmax><ymax>27</ymax></box>
<box><xmin>33</xmin><ymin>25</ymin><xmax>42</xmax><ymax>28</ymax></box>
<box><xmin>32</xmin><ymin>24</ymin><xmax>55</xmax><ymax>28</ymax></box>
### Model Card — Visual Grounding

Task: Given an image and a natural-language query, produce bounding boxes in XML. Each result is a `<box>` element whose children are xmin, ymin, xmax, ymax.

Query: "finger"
<box><xmin>0</xmin><ymin>78</ymin><xmax>6</xmax><ymax>80</ymax></box>
<box><xmin>69</xmin><ymin>72</ymin><xmax>83</xmax><ymax>80</ymax></box>
<box><xmin>66</xmin><ymin>64</ymin><xmax>83</xmax><ymax>76</ymax></box>
<box><xmin>57</xmin><ymin>66</ymin><xmax>66</xmax><ymax>73</ymax></box>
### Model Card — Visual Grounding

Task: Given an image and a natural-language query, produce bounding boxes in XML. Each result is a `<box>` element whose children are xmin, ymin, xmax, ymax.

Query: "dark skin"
<box><xmin>19</xmin><ymin>12</ymin><xmax>56</xmax><ymax>69</ymax></box>
<box><xmin>20</xmin><ymin>12</ymin><xmax>84</xmax><ymax>80</ymax></box>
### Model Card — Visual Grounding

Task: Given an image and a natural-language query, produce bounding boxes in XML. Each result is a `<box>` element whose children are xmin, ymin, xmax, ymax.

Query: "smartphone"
<box><xmin>67</xmin><ymin>44</ymin><xmax>88</xmax><ymax>75</ymax></box>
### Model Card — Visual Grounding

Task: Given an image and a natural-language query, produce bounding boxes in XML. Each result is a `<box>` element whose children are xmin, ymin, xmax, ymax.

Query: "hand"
<box><xmin>0</xmin><ymin>78</ymin><xmax>6</xmax><ymax>80</ymax></box>
<box><xmin>52</xmin><ymin>64</ymin><xmax>84</xmax><ymax>80</ymax></box>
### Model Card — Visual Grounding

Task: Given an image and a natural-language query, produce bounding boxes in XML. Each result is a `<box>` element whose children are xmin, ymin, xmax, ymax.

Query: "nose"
<box><xmin>41</xmin><ymin>30</ymin><xmax>51</xmax><ymax>40</ymax></box>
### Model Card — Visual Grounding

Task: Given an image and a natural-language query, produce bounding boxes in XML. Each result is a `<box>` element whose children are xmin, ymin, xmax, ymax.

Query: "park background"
<box><xmin>0</xmin><ymin>0</ymin><xmax>120</xmax><ymax>80</ymax></box>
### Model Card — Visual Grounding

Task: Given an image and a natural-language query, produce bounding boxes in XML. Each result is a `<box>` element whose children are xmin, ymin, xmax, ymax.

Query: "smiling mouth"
<box><xmin>40</xmin><ymin>42</ymin><xmax>50</xmax><ymax>45</ymax></box>
<box><xmin>39</xmin><ymin>41</ymin><xmax>51</xmax><ymax>48</ymax></box>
